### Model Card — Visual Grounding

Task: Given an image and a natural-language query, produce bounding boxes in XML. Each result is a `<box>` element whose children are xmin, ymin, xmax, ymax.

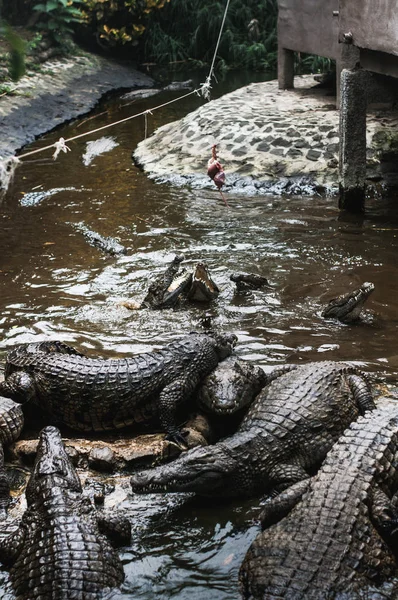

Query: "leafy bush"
<box><xmin>0</xmin><ymin>22</ymin><xmax>26</xmax><ymax>80</ymax></box>
<box><xmin>32</xmin><ymin>0</ymin><xmax>84</xmax><ymax>46</ymax></box>
<box><xmin>79</xmin><ymin>0</ymin><xmax>170</xmax><ymax>49</ymax></box>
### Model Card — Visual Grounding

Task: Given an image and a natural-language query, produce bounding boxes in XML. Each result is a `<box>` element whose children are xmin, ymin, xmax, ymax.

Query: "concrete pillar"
<box><xmin>335</xmin><ymin>43</ymin><xmax>360</xmax><ymax>108</ymax></box>
<box><xmin>338</xmin><ymin>68</ymin><xmax>367</xmax><ymax>212</ymax></box>
<box><xmin>278</xmin><ymin>46</ymin><xmax>294</xmax><ymax>89</ymax></box>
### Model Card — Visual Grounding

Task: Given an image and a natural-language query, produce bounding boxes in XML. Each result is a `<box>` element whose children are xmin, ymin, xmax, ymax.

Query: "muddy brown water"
<box><xmin>1</xmin><ymin>72</ymin><xmax>398</xmax><ymax>598</ymax></box>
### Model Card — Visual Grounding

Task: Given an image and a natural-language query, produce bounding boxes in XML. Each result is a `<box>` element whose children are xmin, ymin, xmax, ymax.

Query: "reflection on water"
<box><xmin>1</xmin><ymin>72</ymin><xmax>398</xmax><ymax>598</ymax></box>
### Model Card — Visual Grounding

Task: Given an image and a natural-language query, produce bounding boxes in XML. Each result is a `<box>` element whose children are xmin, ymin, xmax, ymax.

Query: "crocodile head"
<box><xmin>202</xmin><ymin>331</ymin><xmax>237</xmax><ymax>360</ymax></box>
<box><xmin>131</xmin><ymin>440</ymin><xmax>252</xmax><ymax>497</ymax></box>
<box><xmin>161</xmin><ymin>267</ymin><xmax>193</xmax><ymax>307</ymax></box>
<box><xmin>197</xmin><ymin>357</ymin><xmax>267</xmax><ymax>416</ymax></box>
<box><xmin>187</xmin><ymin>263</ymin><xmax>220</xmax><ymax>302</ymax></box>
<box><xmin>142</xmin><ymin>254</ymin><xmax>189</xmax><ymax>309</ymax></box>
<box><xmin>321</xmin><ymin>282</ymin><xmax>375</xmax><ymax>323</ymax></box>
<box><xmin>230</xmin><ymin>272</ymin><xmax>270</xmax><ymax>293</ymax></box>
<box><xmin>26</xmin><ymin>426</ymin><xmax>82</xmax><ymax>505</ymax></box>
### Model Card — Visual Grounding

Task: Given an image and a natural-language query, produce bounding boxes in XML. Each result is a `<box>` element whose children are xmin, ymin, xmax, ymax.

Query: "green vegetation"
<box><xmin>32</xmin><ymin>0</ymin><xmax>84</xmax><ymax>46</ymax></box>
<box><xmin>141</xmin><ymin>0</ymin><xmax>278</xmax><ymax>72</ymax></box>
<box><xmin>0</xmin><ymin>0</ymin><xmax>333</xmax><ymax>80</ymax></box>
<box><xmin>295</xmin><ymin>53</ymin><xmax>334</xmax><ymax>75</ymax></box>
<box><xmin>0</xmin><ymin>22</ymin><xmax>26</xmax><ymax>80</ymax></box>
<box><xmin>79</xmin><ymin>0</ymin><xmax>170</xmax><ymax>49</ymax></box>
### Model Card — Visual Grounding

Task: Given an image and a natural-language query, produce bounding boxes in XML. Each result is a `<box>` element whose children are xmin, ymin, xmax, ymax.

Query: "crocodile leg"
<box><xmin>158</xmin><ymin>377</ymin><xmax>194</xmax><ymax>448</ymax></box>
<box><xmin>0</xmin><ymin>525</ymin><xmax>25</xmax><ymax>565</ymax></box>
<box><xmin>259</xmin><ymin>479</ymin><xmax>311</xmax><ymax>529</ymax></box>
<box><xmin>268</xmin><ymin>463</ymin><xmax>311</xmax><ymax>495</ymax></box>
<box><xmin>0</xmin><ymin>371</ymin><xmax>37</xmax><ymax>404</ymax></box>
<box><xmin>346</xmin><ymin>373</ymin><xmax>376</xmax><ymax>414</ymax></box>
<box><xmin>370</xmin><ymin>486</ymin><xmax>398</xmax><ymax>540</ymax></box>
<box><xmin>98</xmin><ymin>513</ymin><xmax>131</xmax><ymax>546</ymax></box>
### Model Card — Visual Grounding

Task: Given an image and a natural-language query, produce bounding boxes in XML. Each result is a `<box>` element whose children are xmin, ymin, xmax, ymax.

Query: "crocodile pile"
<box><xmin>240</xmin><ymin>404</ymin><xmax>398</xmax><ymax>599</ymax></box>
<box><xmin>130</xmin><ymin>362</ymin><xmax>375</xmax><ymax>498</ymax></box>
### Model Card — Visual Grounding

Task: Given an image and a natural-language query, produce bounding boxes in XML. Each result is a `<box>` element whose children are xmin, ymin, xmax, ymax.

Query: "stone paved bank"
<box><xmin>134</xmin><ymin>75</ymin><xmax>398</xmax><ymax>195</ymax></box>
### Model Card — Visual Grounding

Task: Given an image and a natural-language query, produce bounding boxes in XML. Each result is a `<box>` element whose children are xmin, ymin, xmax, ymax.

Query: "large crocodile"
<box><xmin>0</xmin><ymin>425</ymin><xmax>129</xmax><ymax>600</ymax></box>
<box><xmin>130</xmin><ymin>361</ymin><xmax>375</xmax><ymax>498</ymax></box>
<box><xmin>321</xmin><ymin>281</ymin><xmax>375</xmax><ymax>323</ymax></box>
<box><xmin>240</xmin><ymin>404</ymin><xmax>398</xmax><ymax>600</ymax></box>
<box><xmin>0</xmin><ymin>332</ymin><xmax>236</xmax><ymax>447</ymax></box>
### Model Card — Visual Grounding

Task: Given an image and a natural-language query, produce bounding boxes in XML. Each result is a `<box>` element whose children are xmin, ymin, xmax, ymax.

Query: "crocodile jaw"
<box><xmin>322</xmin><ymin>282</ymin><xmax>375</xmax><ymax>323</ymax></box>
<box><xmin>131</xmin><ymin>444</ymin><xmax>239</xmax><ymax>497</ymax></box>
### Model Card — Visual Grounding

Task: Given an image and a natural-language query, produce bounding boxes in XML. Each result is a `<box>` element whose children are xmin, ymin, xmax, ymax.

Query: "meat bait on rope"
<box><xmin>207</xmin><ymin>144</ymin><xmax>229</xmax><ymax>207</ymax></box>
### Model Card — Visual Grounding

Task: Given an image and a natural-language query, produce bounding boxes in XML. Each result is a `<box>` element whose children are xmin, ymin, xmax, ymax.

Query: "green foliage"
<box><xmin>79</xmin><ymin>0</ymin><xmax>170</xmax><ymax>49</ymax></box>
<box><xmin>0</xmin><ymin>82</ymin><xmax>17</xmax><ymax>94</ymax></box>
<box><xmin>32</xmin><ymin>0</ymin><xmax>84</xmax><ymax>46</ymax></box>
<box><xmin>142</xmin><ymin>0</ymin><xmax>278</xmax><ymax>72</ymax></box>
<box><xmin>295</xmin><ymin>53</ymin><xmax>334</xmax><ymax>75</ymax></box>
<box><xmin>26</xmin><ymin>32</ymin><xmax>43</xmax><ymax>52</ymax></box>
<box><xmin>0</xmin><ymin>23</ymin><xmax>26</xmax><ymax>80</ymax></box>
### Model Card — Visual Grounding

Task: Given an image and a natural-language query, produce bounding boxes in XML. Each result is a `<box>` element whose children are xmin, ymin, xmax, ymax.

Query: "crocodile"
<box><xmin>130</xmin><ymin>361</ymin><xmax>375</xmax><ymax>498</ymax></box>
<box><xmin>0</xmin><ymin>425</ymin><xmax>129</xmax><ymax>600</ymax></box>
<box><xmin>138</xmin><ymin>255</ymin><xmax>219</xmax><ymax>309</ymax></box>
<box><xmin>321</xmin><ymin>281</ymin><xmax>375</xmax><ymax>323</ymax></box>
<box><xmin>0</xmin><ymin>395</ymin><xmax>24</xmax><ymax>447</ymax></box>
<box><xmin>72</xmin><ymin>222</ymin><xmax>127</xmax><ymax>256</ymax></box>
<box><xmin>230</xmin><ymin>272</ymin><xmax>271</xmax><ymax>293</ymax></box>
<box><xmin>196</xmin><ymin>356</ymin><xmax>267</xmax><ymax>416</ymax></box>
<box><xmin>140</xmin><ymin>254</ymin><xmax>191</xmax><ymax>309</ymax></box>
<box><xmin>0</xmin><ymin>332</ymin><xmax>236</xmax><ymax>447</ymax></box>
<box><xmin>239</xmin><ymin>404</ymin><xmax>398</xmax><ymax>600</ymax></box>
<box><xmin>187</xmin><ymin>262</ymin><xmax>220</xmax><ymax>302</ymax></box>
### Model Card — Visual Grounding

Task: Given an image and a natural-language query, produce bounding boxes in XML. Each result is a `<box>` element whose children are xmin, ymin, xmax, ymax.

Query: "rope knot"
<box><xmin>200</xmin><ymin>76</ymin><xmax>212</xmax><ymax>101</ymax></box>
<box><xmin>52</xmin><ymin>137</ymin><xmax>71</xmax><ymax>161</ymax></box>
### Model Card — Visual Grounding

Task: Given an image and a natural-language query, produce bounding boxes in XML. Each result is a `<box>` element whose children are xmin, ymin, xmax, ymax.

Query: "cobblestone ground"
<box><xmin>134</xmin><ymin>75</ymin><xmax>398</xmax><ymax>195</ymax></box>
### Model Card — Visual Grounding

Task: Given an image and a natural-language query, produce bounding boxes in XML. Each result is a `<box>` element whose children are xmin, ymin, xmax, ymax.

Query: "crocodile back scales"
<box><xmin>3</xmin><ymin>335</ymin><xmax>221</xmax><ymax>431</ymax></box>
<box><xmin>241</xmin><ymin>404</ymin><xmax>398</xmax><ymax>599</ymax></box>
<box><xmin>236</xmin><ymin>361</ymin><xmax>373</xmax><ymax>481</ymax></box>
<box><xmin>9</xmin><ymin>478</ymin><xmax>123</xmax><ymax>600</ymax></box>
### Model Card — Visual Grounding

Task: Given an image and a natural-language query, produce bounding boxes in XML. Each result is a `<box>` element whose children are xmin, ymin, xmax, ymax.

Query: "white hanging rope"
<box><xmin>0</xmin><ymin>0</ymin><xmax>231</xmax><ymax>190</ymax></box>
<box><xmin>200</xmin><ymin>0</ymin><xmax>231</xmax><ymax>99</ymax></box>
<box><xmin>144</xmin><ymin>109</ymin><xmax>153</xmax><ymax>139</ymax></box>
<box><xmin>14</xmin><ymin>88</ymin><xmax>200</xmax><ymax>163</ymax></box>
